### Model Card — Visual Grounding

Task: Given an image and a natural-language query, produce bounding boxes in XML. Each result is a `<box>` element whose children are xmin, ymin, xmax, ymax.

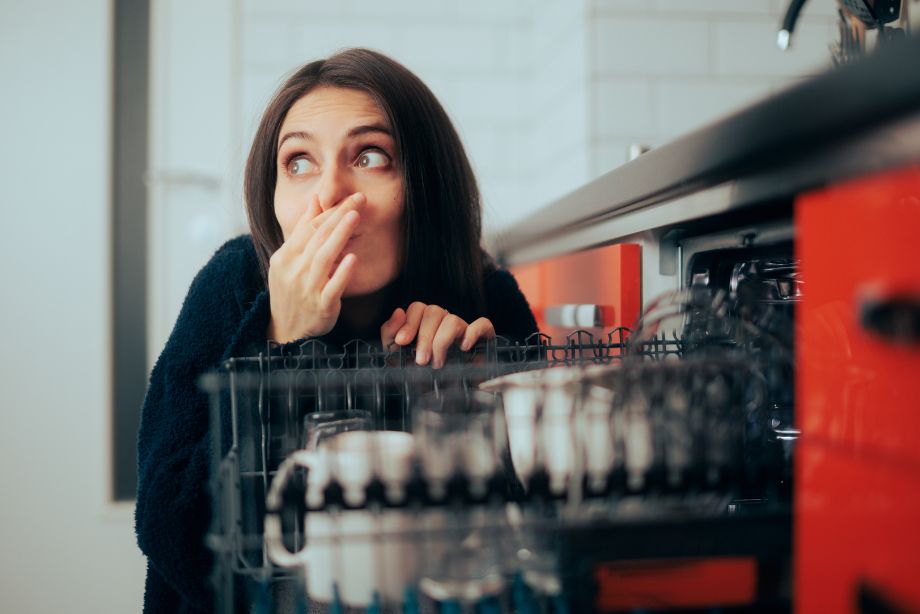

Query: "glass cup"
<box><xmin>412</xmin><ymin>390</ymin><xmax>508</xmax><ymax>608</ymax></box>
<box><xmin>302</xmin><ymin>409</ymin><xmax>373</xmax><ymax>451</ymax></box>
<box><xmin>412</xmin><ymin>389</ymin><xmax>505</xmax><ymax>500</ymax></box>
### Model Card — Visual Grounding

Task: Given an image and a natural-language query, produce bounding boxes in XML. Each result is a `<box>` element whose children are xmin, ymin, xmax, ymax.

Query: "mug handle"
<box><xmin>264</xmin><ymin>449</ymin><xmax>315</xmax><ymax>567</ymax></box>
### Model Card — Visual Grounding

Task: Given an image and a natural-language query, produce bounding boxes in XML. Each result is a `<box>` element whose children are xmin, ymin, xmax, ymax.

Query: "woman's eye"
<box><xmin>286</xmin><ymin>156</ymin><xmax>315</xmax><ymax>176</ymax></box>
<box><xmin>355</xmin><ymin>150</ymin><xmax>390</xmax><ymax>169</ymax></box>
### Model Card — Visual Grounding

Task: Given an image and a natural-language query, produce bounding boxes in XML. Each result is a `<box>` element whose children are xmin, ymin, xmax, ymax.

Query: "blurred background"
<box><xmin>0</xmin><ymin>0</ymin><xmax>836</xmax><ymax>611</ymax></box>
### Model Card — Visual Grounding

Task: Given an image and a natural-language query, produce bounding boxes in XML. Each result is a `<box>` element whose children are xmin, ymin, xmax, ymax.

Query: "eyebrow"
<box><xmin>276</xmin><ymin>124</ymin><xmax>393</xmax><ymax>152</ymax></box>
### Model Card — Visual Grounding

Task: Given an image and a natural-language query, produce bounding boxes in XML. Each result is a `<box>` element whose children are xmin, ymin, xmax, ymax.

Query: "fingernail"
<box><xmin>395</xmin><ymin>331</ymin><xmax>407</xmax><ymax>345</ymax></box>
<box><xmin>460</xmin><ymin>338</ymin><xmax>471</xmax><ymax>351</ymax></box>
<box><xmin>416</xmin><ymin>349</ymin><xmax>428</xmax><ymax>365</ymax></box>
<box><xmin>352</xmin><ymin>193</ymin><xmax>366</xmax><ymax>205</ymax></box>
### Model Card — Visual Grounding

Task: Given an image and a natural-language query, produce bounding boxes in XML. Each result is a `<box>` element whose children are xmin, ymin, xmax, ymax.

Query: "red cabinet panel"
<box><xmin>510</xmin><ymin>243</ymin><xmax>641</xmax><ymax>339</ymax></box>
<box><xmin>595</xmin><ymin>557</ymin><xmax>757</xmax><ymax>611</ymax></box>
<box><xmin>796</xmin><ymin>443</ymin><xmax>920</xmax><ymax>613</ymax></box>
<box><xmin>797</xmin><ymin>165</ymin><xmax>920</xmax><ymax>614</ymax></box>
<box><xmin>797</xmin><ymin>165</ymin><xmax>920</xmax><ymax>466</ymax></box>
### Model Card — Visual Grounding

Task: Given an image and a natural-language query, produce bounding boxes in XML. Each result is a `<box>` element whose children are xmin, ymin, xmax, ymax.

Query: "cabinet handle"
<box><xmin>544</xmin><ymin>304</ymin><xmax>616</xmax><ymax>328</ymax></box>
<box><xmin>856</xmin><ymin>580</ymin><xmax>911</xmax><ymax>614</ymax></box>
<box><xmin>859</xmin><ymin>294</ymin><xmax>920</xmax><ymax>345</ymax></box>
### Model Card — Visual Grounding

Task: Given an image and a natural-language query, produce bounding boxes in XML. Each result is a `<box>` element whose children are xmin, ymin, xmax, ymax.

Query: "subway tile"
<box><xmin>529</xmin><ymin>36</ymin><xmax>589</xmax><ymax>114</ymax></box>
<box><xmin>243</xmin><ymin>18</ymin><xmax>297</xmax><ymax>66</ymax></box>
<box><xmin>495</xmin><ymin>23</ymin><xmax>531</xmax><ymax>73</ymax></box>
<box><xmin>655</xmin><ymin>79</ymin><xmax>772</xmax><ymax>139</ymax></box>
<box><xmin>593</xmin><ymin>78</ymin><xmax>654</xmax><ymax>137</ymax></box>
<box><xmin>714</xmin><ymin>18</ymin><xmax>835</xmax><ymax>76</ymax></box>
<box><xmin>245</xmin><ymin>0</ymin><xmax>459</xmax><ymax>20</ymax></box>
<box><xmin>480</xmin><ymin>173</ymin><xmax>540</xmax><ymax>224</ymax></box>
<box><xmin>295</xmin><ymin>23</ymin><xmax>399</xmax><ymax>61</ymax></box>
<box><xmin>448</xmin><ymin>0</ymin><xmax>524</xmax><ymax>22</ymax></box>
<box><xmin>768</xmin><ymin>0</ymin><xmax>841</xmax><ymax>17</ymax></box>
<box><xmin>413</xmin><ymin>73</ymin><xmax>457</xmax><ymax>109</ymax></box>
<box><xmin>527</xmin><ymin>87</ymin><xmax>590</xmax><ymax>166</ymax></box>
<box><xmin>593</xmin><ymin>16</ymin><xmax>709</xmax><ymax>75</ymax></box>
<box><xmin>530</xmin><ymin>145</ymin><xmax>593</xmax><ymax>204</ymax></box>
<box><xmin>655</xmin><ymin>0</ymin><xmax>772</xmax><ymax>14</ymax></box>
<box><xmin>592</xmin><ymin>0</ymin><xmax>659</xmax><ymax>12</ymax></box>
<box><xmin>242</xmin><ymin>0</ymin><xmax>353</xmax><ymax>18</ymax></box>
<box><xmin>461</xmin><ymin>125</ymin><xmax>529</xmax><ymax>176</ymax></box>
<box><xmin>386</xmin><ymin>24</ymin><xmax>501</xmax><ymax>73</ymax></box>
<box><xmin>449</xmin><ymin>77</ymin><xmax>526</xmax><ymax>123</ymax></box>
<box><xmin>530</xmin><ymin>2</ymin><xmax>587</xmax><ymax>62</ymax></box>
<box><xmin>356</xmin><ymin>0</ymin><xmax>454</xmax><ymax>19</ymax></box>
<box><xmin>240</xmin><ymin>69</ymin><xmax>286</xmax><ymax>128</ymax></box>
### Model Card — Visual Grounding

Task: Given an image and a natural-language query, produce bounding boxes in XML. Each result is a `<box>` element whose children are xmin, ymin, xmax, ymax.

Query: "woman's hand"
<box><xmin>267</xmin><ymin>193</ymin><xmax>365</xmax><ymax>343</ymax></box>
<box><xmin>380</xmin><ymin>302</ymin><xmax>496</xmax><ymax>368</ymax></box>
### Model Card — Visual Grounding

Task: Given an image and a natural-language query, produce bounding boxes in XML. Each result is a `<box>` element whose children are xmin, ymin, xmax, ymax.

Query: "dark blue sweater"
<box><xmin>134</xmin><ymin>235</ymin><xmax>538</xmax><ymax>613</ymax></box>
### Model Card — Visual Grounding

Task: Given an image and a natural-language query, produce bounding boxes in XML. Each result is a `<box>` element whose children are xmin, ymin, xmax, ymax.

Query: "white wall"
<box><xmin>589</xmin><ymin>0</ymin><xmax>838</xmax><ymax>172</ymax></box>
<box><xmin>147</xmin><ymin>0</ymin><xmax>239</xmax><ymax>367</ymax></box>
<box><xmin>0</xmin><ymin>1</ymin><xmax>146</xmax><ymax>612</ymax></box>
<box><xmin>525</xmin><ymin>0</ymin><xmax>595</xmax><ymax>222</ymax></box>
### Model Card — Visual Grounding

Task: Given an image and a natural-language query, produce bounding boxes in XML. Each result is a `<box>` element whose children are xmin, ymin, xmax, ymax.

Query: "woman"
<box><xmin>135</xmin><ymin>48</ymin><xmax>538</xmax><ymax>613</ymax></box>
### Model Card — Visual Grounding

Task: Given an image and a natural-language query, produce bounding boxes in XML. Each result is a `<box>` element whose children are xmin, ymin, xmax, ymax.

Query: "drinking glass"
<box><xmin>302</xmin><ymin>409</ymin><xmax>373</xmax><ymax>451</ymax></box>
<box><xmin>413</xmin><ymin>390</ymin><xmax>508</xmax><ymax>609</ymax></box>
<box><xmin>413</xmin><ymin>389</ymin><xmax>505</xmax><ymax>499</ymax></box>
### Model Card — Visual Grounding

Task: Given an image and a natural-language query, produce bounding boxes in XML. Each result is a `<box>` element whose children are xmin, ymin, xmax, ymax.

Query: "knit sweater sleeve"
<box><xmin>483</xmin><ymin>267</ymin><xmax>540</xmax><ymax>342</ymax></box>
<box><xmin>135</xmin><ymin>236</ymin><xmax>270</xmax><ymax>613</ymax></box>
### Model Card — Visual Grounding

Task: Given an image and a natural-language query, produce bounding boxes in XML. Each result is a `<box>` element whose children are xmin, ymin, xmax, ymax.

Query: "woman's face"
<box><xmin>274</xmin><ymin>86</ymin><xmax>404</xmax><ymax>297</ymax></box>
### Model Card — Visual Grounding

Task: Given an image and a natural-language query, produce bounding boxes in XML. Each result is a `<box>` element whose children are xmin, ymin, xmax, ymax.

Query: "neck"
<box><xmin>338</xmin><ymin>282</ymin><xmax>398</xmax><ymax>336</ymax></box>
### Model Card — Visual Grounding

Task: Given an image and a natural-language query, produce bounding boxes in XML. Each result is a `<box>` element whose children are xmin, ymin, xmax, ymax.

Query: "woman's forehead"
<box><xmin>279</xmin><ymin>86</ymin><xmax>389</xmax><ymax>140</ymax></box>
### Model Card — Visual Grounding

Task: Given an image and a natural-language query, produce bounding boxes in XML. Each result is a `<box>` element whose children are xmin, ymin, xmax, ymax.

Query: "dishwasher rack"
<box><xmin>201</xmin><ymin>324</ymin><xmax>793</xmax><ymax>613</ymax></box>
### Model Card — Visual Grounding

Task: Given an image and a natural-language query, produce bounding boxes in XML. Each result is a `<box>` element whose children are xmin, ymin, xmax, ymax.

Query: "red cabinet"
<box><xmin>510</xmin><ymin>243</ymin><xmax>641</xmax><ymax>340</ymax></box>
<box><xmin>797</xmin><ymin>165</ymin><xmax>920</xmax><ymax>613</ymax></box>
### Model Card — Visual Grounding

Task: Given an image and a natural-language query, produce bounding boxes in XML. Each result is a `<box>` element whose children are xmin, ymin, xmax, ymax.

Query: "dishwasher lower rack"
<box><xmin>200</xmin><ymin>331</ymin><xmax>792</xmax><ymax>613</ymax></box>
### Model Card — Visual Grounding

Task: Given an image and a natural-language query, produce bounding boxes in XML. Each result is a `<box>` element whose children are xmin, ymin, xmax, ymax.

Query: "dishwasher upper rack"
<box><xmin>200</xmin><ymin>326</ymin><xmax>786</xmax><ymax>558</ymax></box>
<box><xmin>206</xmin><ymin>328</ymin><xmax>655</xmax><ymax>486</ymax></box>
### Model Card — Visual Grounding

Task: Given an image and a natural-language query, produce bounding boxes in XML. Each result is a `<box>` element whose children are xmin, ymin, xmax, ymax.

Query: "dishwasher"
<box><xmin>201</xmin><ymin>268</ymin><xmax>796</xmax><ymax>612</ymax></box>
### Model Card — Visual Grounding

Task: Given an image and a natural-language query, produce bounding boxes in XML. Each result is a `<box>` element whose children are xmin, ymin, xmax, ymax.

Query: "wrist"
<box><xmin>267</xmin><ymin>318</ymin><xmax>326</xmax><ymax>343</ymax></box>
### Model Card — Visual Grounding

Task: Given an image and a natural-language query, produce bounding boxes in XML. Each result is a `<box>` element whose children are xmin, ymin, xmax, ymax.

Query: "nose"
<box><xmin>315</xmin><ymin>162</ymin><xmax>354</xmax><ymax>212</ymax></box>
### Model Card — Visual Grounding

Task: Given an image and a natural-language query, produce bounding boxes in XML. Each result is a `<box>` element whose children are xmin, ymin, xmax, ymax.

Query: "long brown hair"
<box><xmin>244</xmin><ymin>48</ymin><xmax>486</xmax><ymax>321</ymax></box>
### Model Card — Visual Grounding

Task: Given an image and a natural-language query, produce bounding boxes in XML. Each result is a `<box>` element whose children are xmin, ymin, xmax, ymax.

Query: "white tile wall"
<box><xmin>655</xmin><ymin>0</ymin><xmax>774</xmax><ymax>14</ymax></box>
<box><xmin>588</xmin><ymin>0</ymin><xmax>837</xmax><ymax>182</ymax></box>
<box><xmin>593</xmin><ymin>17</ymin><xmax>711</xmax><ymax>76</ymax></box>
<box><xmin>234</xmin><ymin>0</ymin><xmax>839</xmax><ymax>235</ymax></box>
<box><xmin>243</xmin><ymin>17</ymin><xmax>297</xmax><ymax>66</ymax></box>
<box><xmin>713</xmin><ymin>18</ymin><xmax>835</xmax><ymax>76</ymax></box>
<box><xmin>594</xmin><ymin>78</ymin><xmax>655</xmax><ymax>137</ymax></box>
<box><xmin>530</xmin><ymin>0</ymin><xmax>589</xmax><ymax>62</ymax></box>
<box><xmin>655</xmin><ymin>78</ymin><xmax>774</xmax><ymax>139</ymax></box>
<box><xmin>295</xmin><ymin>24</ymin><xmax>399</xmax><ymax>65</ymax></box>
